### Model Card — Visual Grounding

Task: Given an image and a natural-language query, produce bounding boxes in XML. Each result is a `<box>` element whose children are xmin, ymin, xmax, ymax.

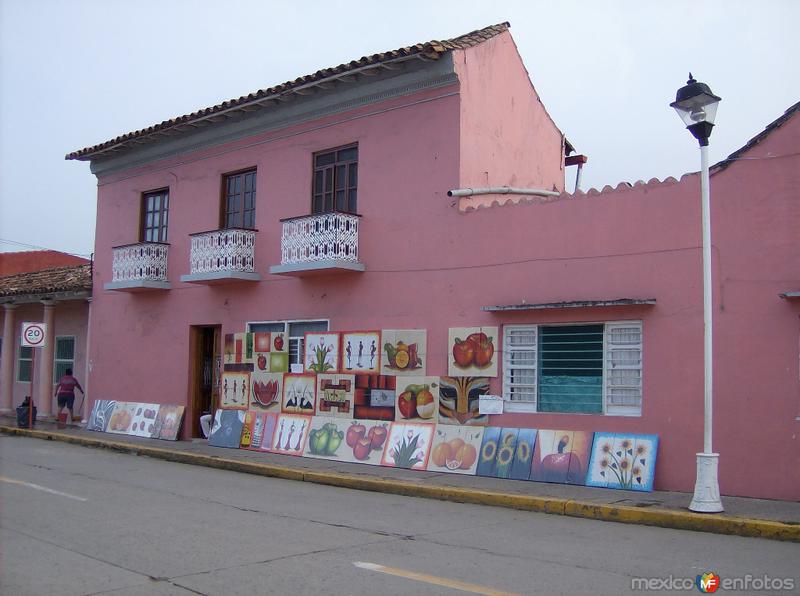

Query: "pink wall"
<box><xmin>454</xmin><ymin>31</ymin><xmax>565</xmax><ymax>203</ymax></box>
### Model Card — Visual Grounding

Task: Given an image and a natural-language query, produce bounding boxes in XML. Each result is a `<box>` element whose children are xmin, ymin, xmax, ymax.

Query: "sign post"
<box><xmin>21</xmin><ymin>323</ymin><xmax>47</xmax><ymax>427</ymax></box>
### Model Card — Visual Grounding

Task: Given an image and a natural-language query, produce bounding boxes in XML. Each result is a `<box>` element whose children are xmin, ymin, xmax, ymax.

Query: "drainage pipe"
<box><xmin>447</xmin><ymin>187</ymin><xmax>560</xmax><ymax>198</ymax></box>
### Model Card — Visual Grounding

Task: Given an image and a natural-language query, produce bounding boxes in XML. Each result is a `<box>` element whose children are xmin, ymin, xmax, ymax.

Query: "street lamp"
<box><xmin>671</xmin><ymin>74</ymin><xmax>724</xmax><ymax>513</ymax></box>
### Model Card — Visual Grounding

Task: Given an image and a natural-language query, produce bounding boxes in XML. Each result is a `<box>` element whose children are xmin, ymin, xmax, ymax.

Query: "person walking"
<box><xmin>55</xmin><ymin>368</ymin><xmax>84</xmax><ymax>421</ymax></box>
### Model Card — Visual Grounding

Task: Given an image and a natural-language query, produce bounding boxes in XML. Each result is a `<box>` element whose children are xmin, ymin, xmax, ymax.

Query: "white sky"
<box><xmin>1</xmin><ymin>0</ymin><xmax>798</xmax><ymax>257</ymax></box>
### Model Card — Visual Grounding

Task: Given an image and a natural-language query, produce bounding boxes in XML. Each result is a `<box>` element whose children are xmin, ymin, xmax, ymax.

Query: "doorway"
<box><xmin>189</xmin><ymin>325</ymin><xmax>220</xmax><ymax>438</ymax></box>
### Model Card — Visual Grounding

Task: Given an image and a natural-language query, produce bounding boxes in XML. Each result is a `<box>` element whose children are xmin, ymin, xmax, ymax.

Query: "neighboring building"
<box><xmin>0</xmin><ymin>252</ymin><xmax>92</xmax><ymax>418</ymax></box>
<box><xmin>66</xmin><ymin>23</ymin><xmax>799</xmax><ymax>499</ymax></box>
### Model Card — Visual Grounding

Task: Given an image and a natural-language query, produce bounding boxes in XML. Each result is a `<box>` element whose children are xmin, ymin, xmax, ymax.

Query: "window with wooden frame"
<box><xmin>312</xmin><ymin>145</ymin><xmax>358</xmax><ymax>214</ymax></box>
<box><xmin>502</xmin><ymin>321</ymin><xmax>643</xmax><ymax>416</ymax></box>
<box><xmin>141</xmin><ymin>189</ymin><xmax>169</xmax><ymax>242</ymax></box>
<box><xmin>223</xmin><ymin>169</ymin><xmax>257</xmax><ymax>229</ymax></box>
<box><xmin>17</xmin><ymin>345</ymin><xmax>32</xmax><ymax>383</ymax></box>
<box><xmin>53</xmin><ymin>336</ymin><xmax>76</xmax><ymax>380</ymax></box>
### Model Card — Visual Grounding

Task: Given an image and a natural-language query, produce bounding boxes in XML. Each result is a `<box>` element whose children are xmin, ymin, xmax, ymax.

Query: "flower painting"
<box><xmin>304</xmin><ymin>332</ymin><xmax>340</xmax><ymax>373</ymax></box>
<box><xmin>448</xmin><ymin>327</ymin><xmax>498</xmax><ymax>377</ymax></box>
<box><xmin>586</xmin><ymin>433</ymin><xmax>659</xmax><ymax>492</ymax></box>
<box><xmin>250</xmin><ymin>371</ymin><xmax>283</xmax><ymax>411</ymax></box>
<box><xmin>341</xmin><ymin>331</ymin><xmax>381</xmax><ymax>373</ymax></box>
<box><xmin>380</xmin><ymin>422</ymin><xmax>435</xmax><ymax>470</ymax></box>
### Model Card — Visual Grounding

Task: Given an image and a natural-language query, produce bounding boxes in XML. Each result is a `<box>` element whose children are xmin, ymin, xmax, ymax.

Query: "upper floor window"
<box><xmin>141</xmin><ymin>189</ymin><xmax>169</xmax><ymax>242</ymax></box>
<box><xmin>223</xmin><ymin>169</ymin><xmax>257</xmax><ymax>229</ymax></box>
<box><xmin>312</xmin><ymin>145</ymin><xmax>357</xmax><ymax>214</ymax></box>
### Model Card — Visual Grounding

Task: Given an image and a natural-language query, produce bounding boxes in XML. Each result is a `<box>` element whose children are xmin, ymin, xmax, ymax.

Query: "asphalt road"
<box><xmin>1</xmin><ymin>435</ymin><xmax>797</xmax><ymax>596</ymax></box>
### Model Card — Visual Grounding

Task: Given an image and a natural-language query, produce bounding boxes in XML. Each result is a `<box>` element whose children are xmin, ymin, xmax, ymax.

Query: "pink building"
<box><xmin>66</xmin><ymin>24</ymin><xmax>799</xmax><ymax>499</ymax></box>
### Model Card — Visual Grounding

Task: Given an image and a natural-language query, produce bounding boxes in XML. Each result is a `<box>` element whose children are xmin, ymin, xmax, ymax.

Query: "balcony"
<box><xmin>180</xmin><ymin>228</ymin><xmax>260</xmax><ymax>284</ymax></box>
<box><xmin>104</xmin><ymin>242</ymin><xmax>171</xmax><ymax>292</ymax></box>
<box><xmin>269</xmin><ymin>212</ymin><xmax>365</xmax><ymax>276</ymax></box>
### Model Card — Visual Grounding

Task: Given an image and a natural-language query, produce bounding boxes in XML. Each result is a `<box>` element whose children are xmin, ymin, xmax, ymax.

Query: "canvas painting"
<box><xmin>334</xmin><ymin>419</ymin><xmax>391</xmax><ymax>465</ymax></box>
<box><xmin>509</xmin><ymin>428</ymin><xmax>538</xmax><ymax>481</ymax></box>
<box><xmin>304</xmin><ymin>332</ymin><xmax>341</xmax><ymax>373</ymax></box>
<box><xmin>380</xmin><ymin>422</ymin><xmax>435</xmax><ymax>470</ymax></box>
<box><xmin>223</xmin><ymin>333</ymin><xmax>236</xmax><ymax>365</ymax></box>
<box><xmin>269</xmin><ymin>352</ymin><xmax>289</xmax><ymax>373</ymax></box>
<box><xmin>586</xmin><ymin>433</ymin><xmax>659</xmax><ymax>492</ymax></box>
<box><xmin>476</xmin><ymin>427</ymin><xmax>521</xmax><ymax>478</ymax></box>
<box><xmin>281</xmin><ymin>374</ymin><xmax>316</xmax><ymax>415</ymax></box>
<box><xmin>208</xmin><ymin>409</ymin><xmax>245</xmax><ymax>449</ymax></box>
<box><xmin>128</xmin><ymin>403</ymin><xmax>160</xmax><ymax>437</ymax></box>
<box><xmin>438</xmin><ymin>376</ymin><xmax>490</xmax><ymax>426</ymax></box>
<box><xmin>426</xmin><ymin>425</ymin><xmax>485</xmax><ymax>475</ymax></box>
<box><xmin>476</xmin><ymin>426</ymin><xmax>502</xmax><ymax>476</ymax></box>
<box><xmin>243</xmin><ymin>411</ymin><xmax>278</xmax><ymax>452</ymax></box>
<box><xmin>316</xmin><ymin>374</ymin><xmax>355</xmax><ymax>418</ymax></box>
<box><xmin>530</xmin><ymin>430</ymin><xmax>594</xmax><ymax>485</ymax></box>
<box><xmin>381</xmin><ymin>329</ymin><xmax>426</xmax><ymax>375</ymax></box>
<box><xmin>250</xmin><ymin>370</ymin><xmax>283</xmax><ymax>411</ymax></box>
<box><xmin>448</xmin><ymin>327</ymin><xmax>499</xmax><ymax>377</ymax></box>
<box><xmin>352</xmin><ymin>374</ymin><xmax>396</xmax><ymax>421</ymax></box>
<box><xmin>303</xmin><ymin>416</ymin><xmax>350</xmax><ymax>460</ymax></box>
<box><xmin>341</xmin><ymin>331</ymin><xmax>381</xmax><ymax>373</ymax></box>
<box><xmin>153</xmin><ymin>405</ymin><xmax>185</xmax><ymax>440</ymax></box>
<box><xmin>106</xmin><ymin>402</ymin><xmax>137</xmax><ymax>435</ymax></box>
<box><xmin>221</xmin><ymin>372</ymin><xmax>250</xmax><ymax>409</ymax></box>
<box><xmin>86</xmin><ymin>400</ymin><xmax>116</xmax><ymax>432</ymax></box>
<box><xmin>394</xmin><ymin>376</ymin><xmax>439</xmax><ymax>423</ymax></box>
<box><xmin>269</xmin><ymin>414</ymin><xmax>311</xmax><ymax>455</ymax></box>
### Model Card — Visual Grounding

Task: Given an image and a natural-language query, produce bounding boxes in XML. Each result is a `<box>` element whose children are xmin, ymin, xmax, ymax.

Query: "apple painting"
<box><xmin>448</xmin><ymin>327</ymin><xmax>499</xmax><ymax>377</ymax></box>
<box><xmin>530</xmin><ymin>430</ymin><xmax>593</xmax><ymax>485</ymax></box>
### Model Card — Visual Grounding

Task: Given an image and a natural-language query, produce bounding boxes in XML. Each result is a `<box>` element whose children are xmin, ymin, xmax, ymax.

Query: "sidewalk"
<box><xmin>2</xmin><ymin>416</ymin><xmax>798</xmax><ymax>542</ymax></box>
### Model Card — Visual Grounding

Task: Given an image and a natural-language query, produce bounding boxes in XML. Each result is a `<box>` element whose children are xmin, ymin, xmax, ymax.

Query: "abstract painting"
<box><xmin>530</xmin><ymin>430</ymin><xmax>594</xmax><ymax>485</ymax></box>
<box><xmin>304</xmin><ymin>332</ymin><xmax>341</xmax><ymax>373</ymax></box>
<box><xmin>438</xmin><ymin>376</ymin><xmax>490</xmax><ymax>426</ymax></box>
<box><xmin>253</xmin><ymin>332</ymin><xmax>286</xmax><ymax>373</ymax></box>
<box><xmin>448</xmin><ymin>327</ymin><xmax>499</xmax><ymax>377</ymax></box>
<box><xmin>86</xmin><ymin>400</ymin><xmax>116</xmax><ymax>432</ymax></box>
<box><xmin>243</xmin><ymin>411</ymin><xmax>278</xmax><ymax>452</ymax></box>
<box><xmin>586</xmin><ymin>433</ymin><xmax>659</xmax><ymax>492</ymax></box>
<box><xmin>106</xmin><ymin>402</ymin><xmax>137</xmax><ymax>435</ymax></box>
<box><xmin>153</xmin><ymin>405</ymin><xmax>185</xmax><ymax>440</ymax></box>
<box><xmin>269</xmin><ymin>352</ymin><xmax>289</xmax><ymax>373</ymax></box>
<box><xmin>281</xmin><ymin>374</ymin><xmax>316</xmax><ymax>415</ymax></box>
<box><xmin>208</xmin><ymin>409</ymin><xmax>245</xmax><ymax>449</ymax></box>
<box><xmin>129</xmin><ymin>403</ymin><xmax>160</xmax><ymax>437</ymax></box>
<box><xmin>269</xmin><ymin>414</ymin><xmax>311</xmax><ymax>456</ymax></box>
<box><xmin>381</xmin><ymin>329</ymin><xmax>426</xmax><ymax>375</ymax></box>
<box><xmin>221</xmin><ymin>372</ymin><xmax>250</xmax><ymax>409</ymax></box>
<box><xmin>341</xmin><ymin>331</ymin><xmax>381</xmax><ymax>373</ymax></box>
<box><xmin>509</xmin><ymin>428</ymin><xmax>538</xmax><ymax>481</ymax></box>
<box><xmin>303</xmin><ymin>416</ymin><xmax>349</xmax><ymax>460</ymax></box>
<box><xmin>336</xmin><ymin>419</ymin><xmax>391</xmax><ymax>466</ymax></box>
<box><xmin>426</xmin><ymin>425</ymin><xmax>485</xmax><ymax>475</ymax></box>
<box><xmin>352</xmin><ymin>374</ymin><xmax>396</xmax><ymax>421</ymax></box>
<box><xmin>250</xmin><ymin>371</ymin><xmax>283</xmax><ymax>412</ymax></box>
<box><xmin>316</xmin><ymin>374</ymin><xmax>355</xmax><ymax>418</ymax></box>
<box><xmin>394</xmin><ymin>376</ymin><xmax>439</xmax><ymax>423</ymax></box>
<box><xmin>380</xmin><ymin>422</ymin><xmax>435</xmax><ymax>470</ymax></box>
<box><xmin>224</xmin><ymin>332</ymin><xmax>255</xmax><ymax>366</ymax></box>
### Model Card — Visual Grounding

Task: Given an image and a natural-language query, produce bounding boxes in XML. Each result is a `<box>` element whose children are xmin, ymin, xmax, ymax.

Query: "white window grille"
<box><xmin>503</xmin><ymin>326</ymin><xmax>537</xmax><ymax>405</ymax></box>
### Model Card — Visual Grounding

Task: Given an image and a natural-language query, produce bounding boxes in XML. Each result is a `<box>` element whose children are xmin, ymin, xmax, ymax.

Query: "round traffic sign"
<box><xmin>22</xmin><ymin>323</ymin><xmax>46</xmax><ymax>348</ymax></box>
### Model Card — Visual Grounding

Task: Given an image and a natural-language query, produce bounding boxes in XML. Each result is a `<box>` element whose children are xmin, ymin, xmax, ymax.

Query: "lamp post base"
<box><xmin>689</xmin><ymin>452</ymin><xmax>724</xmax><ymax>513</ymax></box>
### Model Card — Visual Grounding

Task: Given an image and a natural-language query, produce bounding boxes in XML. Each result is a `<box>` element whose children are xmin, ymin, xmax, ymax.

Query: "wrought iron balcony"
<box><xmin>269</xmin><ymin>211</ymin><xmax>365</xmax><ymax>276</ymax></box>
<box><xmin>180</xmin><ymin>228</ymin><xmax>260</xmax><ymax>284</ymax></box>
<box><xmin>104</xmin><ymin>242</ymin><xmax>171</xmax><ymax>292</ymax></box>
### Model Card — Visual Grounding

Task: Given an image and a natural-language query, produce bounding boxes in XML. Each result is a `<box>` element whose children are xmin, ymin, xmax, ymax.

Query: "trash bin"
<box><xmin>16</xmin><ymin>397</ymin><xmax>36</xmax><ymax>428</ymax></box>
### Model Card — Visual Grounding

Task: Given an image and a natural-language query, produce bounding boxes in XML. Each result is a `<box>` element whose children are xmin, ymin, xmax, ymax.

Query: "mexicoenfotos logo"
<box><xmin>696</xmin><ymin>572</ymin><xmax>720</xmax><ymax>593</ymax></box>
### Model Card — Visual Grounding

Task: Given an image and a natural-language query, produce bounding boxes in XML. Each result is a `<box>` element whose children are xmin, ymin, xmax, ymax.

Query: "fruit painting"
<box><xmin>208</xmin><ymin>409</ymin><xmax>246</xmax><ymax>449</ymax></box>
<box><xmin>316</xmin><ymin>374</ymin><xmax>355</xmax><ymax>418</ymax></box>
<box><xmin>106</xmin><ymin>402</ymin><xmax>137</xmax><ymax>434</ymax></box>
<box><xmin>250</xmin><ymin>371</ymin><xmax>283</xmax><ymax>411</ymax></box>
<box><xmin>438</xmin><ymin>376</ymin><xmax>490</xmax><ymax>426</ymax></box>
<box><xmin>331</xmin><ymin>419</ymin><xmax>391</xmax><ymax>465</ymax></box>
<box><xmin>281</xmin><ymin>374</ymin><xmax>316</xmax><ymax>415</ymax></box>
<box><xmin>381</xmin><ymin>329</ymin><xmax>426</xmax><ymax>375</ymax></box>
<box><xmin>448</xmin><ymin>327</ymin><xmax>499</xmax><ymax>377</ymax></box>
<box><xmin>530</xmin><ymin>430</ymin><xmax>594</xmax><ymax>485</ymax></box>
<box><xmin>152</xmin><ymin>405</ymin><xmax>184</xmax><ymax>440</ymax></box>
<box><xmin>395</xmin><ymin>376</ymin><xmax>439</xmax><ymax>422</ymax></box>
<box><xmin>341</xmin><ymin>331</ymin><xmax>381</xmax><ymax>373</ymax></box>
<box><xmin>269</xmin><ymin>414</ymin><xmax>311</xmax><ymax>456</ymax></box>
<box><xmin>221</xmin><ymin>372</ymin><xmax>250</xmax><ymax>410</ymax></box>
<box><xmin>380</xmin><ymin>422</ymin><xmax>435</xmax><ymax>470</ymax></box>
<box><xmin>129</xmin><ymin>403</ymin><xmax>160</xmax><ymax>437</ymax></box>
<box><xmin>426</xmin><ymin>425</ymin><xmax>484</xmax><ymax>475</ymax></box>
<box><xmin>304</xmin><ymin>332</ymin><xmax>341</xmax><ymax>373</ymax></box>
<box><xmin>302</xmin><ymin>417</ymin><xmax>348</xmax><ymax>459</ymax></box>
<box><xmin>586</xmin><ymin>433</ymin><xmax>659</xmax><ymax>492</ymax></box>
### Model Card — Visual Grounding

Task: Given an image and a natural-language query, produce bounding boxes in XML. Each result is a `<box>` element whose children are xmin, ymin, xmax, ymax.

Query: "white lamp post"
<box><xmin>671</xmin><ymin>74</ymin><xmax>724</xmax><ymax>513</ymax></box>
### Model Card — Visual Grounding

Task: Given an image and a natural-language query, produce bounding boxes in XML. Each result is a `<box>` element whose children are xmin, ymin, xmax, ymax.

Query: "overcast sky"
<box><xmin>1</xmin><ymin>0</ymin><xmax>798</xmax><ymax>257</ymax></box>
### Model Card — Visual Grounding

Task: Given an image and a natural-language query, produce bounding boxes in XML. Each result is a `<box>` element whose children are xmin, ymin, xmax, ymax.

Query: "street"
<box><xmin>1</xmin><ymin>435</ymin><xmax>797</xmax><ymax>596</ymax></box>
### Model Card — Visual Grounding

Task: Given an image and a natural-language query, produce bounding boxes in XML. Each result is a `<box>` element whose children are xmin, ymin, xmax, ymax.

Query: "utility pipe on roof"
<box><xmin>447</xmin><ymin>187</ymin><xmax>560</xmax><ymax>198</ymax></box>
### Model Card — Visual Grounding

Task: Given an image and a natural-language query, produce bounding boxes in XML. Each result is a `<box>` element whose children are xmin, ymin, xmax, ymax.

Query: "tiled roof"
<box><xmin>66</xmin><ymin>22</ymin><xmax>510</xmax><ymax>162</ymax></box>
<box><xmin>0</xmin><ymin>250</ymin><xmax>90</xmax><ymax>277</ymax></box>
<box><xmin>0</xmin><ymin>264</ymin><xmax>92</xmax><ymax>299</ymax></box>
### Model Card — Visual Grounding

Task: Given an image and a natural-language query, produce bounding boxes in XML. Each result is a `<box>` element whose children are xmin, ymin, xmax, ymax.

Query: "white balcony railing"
<box><xmin>111</xmin><ymin>242</ymin><xmax>169</xmax><ymax>283</ymax></box>
<box><xmin>280</xmin><ymin>212</ymin><xmax>360</xmax><ymax>265</ymax></box>
<box><xmin>188</xmin><ymin>228</ymin><xmax>257</xmax><ymax>274</ymax></box>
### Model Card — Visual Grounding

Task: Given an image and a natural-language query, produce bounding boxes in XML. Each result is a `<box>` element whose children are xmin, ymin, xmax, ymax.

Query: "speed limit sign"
<box><xmin>21</xmin><ymin>322</ymin><xmax>47</xmax><ymax>348</ymax></box>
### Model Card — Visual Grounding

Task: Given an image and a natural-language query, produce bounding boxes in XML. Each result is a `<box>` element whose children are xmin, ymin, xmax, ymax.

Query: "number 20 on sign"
<box><xmin>21</xmin><ymin>323</ymin><xmax>47</xmax><ymax>348</ymax></box>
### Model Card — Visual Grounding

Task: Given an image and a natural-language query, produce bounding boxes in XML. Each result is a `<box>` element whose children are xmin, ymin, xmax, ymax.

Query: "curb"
<box><xmin>3</xmin><ymin>426</ymin><xmax>798</xmax><ymax>543</ymax></box>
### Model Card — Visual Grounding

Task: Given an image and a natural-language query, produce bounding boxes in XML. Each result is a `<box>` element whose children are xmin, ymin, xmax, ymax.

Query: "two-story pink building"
<box><xmin>67</xmin><ymin>23</ymin><xmax>799</xmax><ymax>500</ymax></box>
